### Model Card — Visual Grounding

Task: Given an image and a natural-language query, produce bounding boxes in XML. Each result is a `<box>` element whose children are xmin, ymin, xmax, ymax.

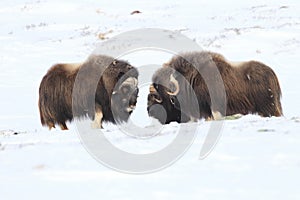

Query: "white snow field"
<box><xmin>1</xmin><ymin>0</ymin><xmax>300</xmax><ymax>199</ymax></box>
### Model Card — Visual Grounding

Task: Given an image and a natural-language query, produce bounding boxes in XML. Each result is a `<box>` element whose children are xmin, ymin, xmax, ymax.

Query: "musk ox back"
<box><xmin>39</xmin><ymin>55</ymin><xmax>139</xmax><ymax>130</ymax></box>
<box><xmin>147</xmin><ymin>51</ymin><xmax>282</xmax><ymax>124</ymax></box>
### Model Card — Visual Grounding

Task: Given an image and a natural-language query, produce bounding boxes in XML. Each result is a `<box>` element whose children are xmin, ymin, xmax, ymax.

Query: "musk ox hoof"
<box><xmin>91</xmin><ymin>121</ymin><xmax>103</xmax><ymax>129</ymax></box>
<box><xmin>212</xmin><ymin>111</ymin><xmax>223</xmax><ymax>120</ymax></box>
<box><xmin>224</xmin><ymin>114</ymin><xmax>243</xmax><ymax>120</ymax></box>
<box><xmin>91</xmin><ymin>110</ymin><xmax>103</xmax><ymax>129</ymax></box>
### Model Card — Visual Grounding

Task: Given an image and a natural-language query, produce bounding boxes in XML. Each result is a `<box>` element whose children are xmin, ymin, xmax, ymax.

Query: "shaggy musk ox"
<box><xmin>39</xmin><ymin>55</ymin><xmax>139</xmax><ymax>130</ymax></box>
<box><xmin>147</xmin><ymin>51</ymin><xmax>282</xmax><ymax>124</ymax></box>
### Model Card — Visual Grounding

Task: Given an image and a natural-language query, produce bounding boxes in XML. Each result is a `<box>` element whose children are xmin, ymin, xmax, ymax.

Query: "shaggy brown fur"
<box><xmin>39</xmin><ymin>55</ymin><xmax>139</xmax><ymax>130</ymax></box>
<box><xmin>147</xmin><ymin>51</ymin><xmax>282</xmax><ymax>124</ymax></box>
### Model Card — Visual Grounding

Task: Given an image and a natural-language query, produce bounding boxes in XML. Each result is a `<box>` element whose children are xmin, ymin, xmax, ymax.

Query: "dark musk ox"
<box><xmin>39</xmin><ymin>55</ymin><xmax>139</xmax><ymax>130</ymax></box>
<box><xmin>147</xmin><ymin>51</ymin><xmax>282</xmax><ymax>124</ymax></box>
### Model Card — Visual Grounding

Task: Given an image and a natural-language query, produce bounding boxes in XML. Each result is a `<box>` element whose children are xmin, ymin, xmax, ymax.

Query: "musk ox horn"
<box><xmin>112</xmin><ymin>77</ymin><xmax>138</xmax><ymax>95</ymax></box>
<box><xmin>155</xmin><ymin>98</ymin><xmax>163</xmax><ymax>103</ymax></box>
<box><xmin>149</xmin><ymin>84</ymin><xmax>163</xmax><ymax>103</ymax></box>
<box><xmin>125</xmin><ymin>77</ymin><xmax>137</xmax><ymax>85</ymax></box>
<box><xmin>149</xmin><ymin>84</ymin><xmax>156</xmax><ymax>93</ymax></box>
<box><xmin>166</xmin><ymin>74</ymin><xmax>180</xmax><ymax>96</ymax></box>
<box><xmin>120</xmin><ymin>77</ymin><xmax>138</xmax><ymax>88</ymax></box>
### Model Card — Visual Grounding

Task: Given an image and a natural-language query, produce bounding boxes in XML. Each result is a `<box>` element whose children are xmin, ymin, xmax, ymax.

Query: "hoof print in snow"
<box><xmin>131</xmin><ymin>10</ymin><xmax>142</xmax><ymax>15</ymax></box>
<box><xmin>257</xmin><ymin>129</ymin><xmax>275</xmax><ymax>132</ymax></box>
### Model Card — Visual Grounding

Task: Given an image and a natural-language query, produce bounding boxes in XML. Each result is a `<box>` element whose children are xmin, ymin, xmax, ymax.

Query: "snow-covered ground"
<box><xmin>1</xmin><ymin>0</ymin><xmax>300</xmax><ymax>199</ymax></box>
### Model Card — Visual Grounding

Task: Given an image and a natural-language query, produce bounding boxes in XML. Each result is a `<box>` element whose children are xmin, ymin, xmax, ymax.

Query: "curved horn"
<box><xmin>113</xmin><ymin>77</ymin><xmax>138</xmax><ymax>94</ymax></box>
<box><xmin>166</xmin><ymin>74</ymin><xmax>179</xmax><ymax>96</ymax></box>
<box><xmin>155</xmin><ymin>98</ymin><xmax>163</xmax><ymax>103</ymax></box>
<box><xmin>149</xmin><ymin>84</ymin><xmax>162</xmax><ymax>103</ymax></box>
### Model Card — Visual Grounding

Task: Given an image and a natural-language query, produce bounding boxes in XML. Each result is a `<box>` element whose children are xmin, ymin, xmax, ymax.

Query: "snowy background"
<box><xmin>1</xmin><ymin>0</ymin><xmax>300</xmax><ymax>199</ymax></box>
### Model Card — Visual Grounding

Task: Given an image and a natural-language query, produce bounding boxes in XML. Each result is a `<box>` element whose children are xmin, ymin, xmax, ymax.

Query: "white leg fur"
<box><xmin>212</xmin><ymin>111</ymin><xmax>223</xmax><ymax>120</ymax></box>
<box><xmin>91</xmin><ymin>110</ymin><xmax>103</xmax><ymax>129</ymax></box>
<box><xmin>189</xmin><ymin>116</ymin><xmax>198</xmax><ymax>122</ymax></box>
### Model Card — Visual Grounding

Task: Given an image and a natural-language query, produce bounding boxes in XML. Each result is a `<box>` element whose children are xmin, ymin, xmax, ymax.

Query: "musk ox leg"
<box><xmin>205</xmin><ymin>117</ymin><xmax>213</xmax><ymax>121</ymax></box>
<box><xmin>59</xmin><ymin>123</ymin><xmax>68</xmax><ymax>130</ymax></box>
<box><xmin>257</xmin><ymin>99</ymin><xmax>283</xmax><ymax>117</ymax></box>
<box><xmin>91</xmin><ymin>112</ymin><xmax>103</xmax><ymax>129</ymax></box>
<box><xmin>274</xmin><ymin>105</ymin><xmax>283</xmax><ymax>117</ymax></box>
<box><xmin>258</xmin><ymin>107</ymin><xmax>282</xmax><ymax>117</ymax></box>
<box><xmin>91</xmin><ymin>105</ymin><xmax>103</xmax><ymax>129</ymax></box>
<box><xmin>47</xmin><ymin>121</ymin><xmax>56</xmax><ymax>130</ymax></box>
<box><xmin>189</xmin><ymin>117</ymin><xmax>198</xmax><ymax>122</ymax></box>
<box><xmin>224</xmin><ymin>114</ymin><xmax>243</xmax><ymax>120</ymax></box>
<box><xmin>272</xmin><ymin>98</ymin><xmax>283</xmax><ymax>117</ymax></box>
<box><xmin>212</xmin><ymin>111</ymin><xmax>223</xmax><ymax>120</ymax></box>
<box><xmin>205</xmin><ymin>111</ymin><xmax>223</xmax><ymax>121</ymax></box>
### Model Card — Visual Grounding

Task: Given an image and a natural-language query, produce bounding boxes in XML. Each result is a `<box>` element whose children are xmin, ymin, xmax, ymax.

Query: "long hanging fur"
<box><xmin>148</xmin><ymin>51</ymin><xmax>282</xmax><ymax>124</ymax></box>
<box><xmin>38</xmin><ymin>55</ymin><xmax>139</xmax><ymax>130</ymax></box>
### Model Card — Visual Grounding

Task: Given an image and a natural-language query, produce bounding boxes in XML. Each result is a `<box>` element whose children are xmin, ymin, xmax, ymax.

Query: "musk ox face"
<box><xmin>94</xmin><ymin>58</ymin><xmax>139</xmax><ymax>124</ymax></box>
<box><xmin>147</xmin><ymin>67</ymin><xmax>190</xmax><ymax>124</ymax></box>
<box><xmin>111</xmin><ymin>76</ymin><xmax>139</xmax><ymax>123</ymax></box>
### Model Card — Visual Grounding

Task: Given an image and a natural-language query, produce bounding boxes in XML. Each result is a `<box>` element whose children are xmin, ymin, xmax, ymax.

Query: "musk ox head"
<box><xmin>147</xmin><ymin>67</ymin><xmax>190</xmax><ymax>124</ymax></box>
<box><xmin>93</xmin><ymin>57</ymin><xmax>139</xmax><ymax>124</ymax></box>
<box><xmin>110</xmin><ymin>75</ymin><xmax>139</xmax><ymax>123</ymax></box>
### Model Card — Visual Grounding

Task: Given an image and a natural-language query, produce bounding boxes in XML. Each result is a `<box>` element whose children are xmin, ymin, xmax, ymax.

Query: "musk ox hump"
<box><xmin>62</xmin><ymin>63</ymin><xmax>82</xmax><ymax>73</ymax></box>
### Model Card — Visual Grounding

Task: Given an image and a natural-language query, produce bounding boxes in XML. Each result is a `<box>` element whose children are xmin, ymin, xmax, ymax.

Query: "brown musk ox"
<box><xmin>147</xmin><ymin>51</ymin><xmax>282</xmax><ymax>124</ymax></box>
<box><xmin>38</xmin><ymin>55</ymin><xmax>139</xmax><ymax>130</ymax></box>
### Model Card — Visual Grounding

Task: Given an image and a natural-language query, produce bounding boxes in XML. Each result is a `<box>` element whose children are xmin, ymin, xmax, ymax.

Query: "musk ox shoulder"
<box><xmin>147</xmin><ymin>51</ymin><xmax>282</xmax><ymax>124</ymax></box>
<box><xmin>38</xmin><ymin>54</ymin><xmax>139</xmax><ymax>130</ymax></box>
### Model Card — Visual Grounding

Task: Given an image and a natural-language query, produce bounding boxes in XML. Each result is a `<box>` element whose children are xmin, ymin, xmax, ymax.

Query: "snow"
<box><xmin>1</xmin><ymin>0</ymin><xmax>300</xmax><ymax>199</ymax></box>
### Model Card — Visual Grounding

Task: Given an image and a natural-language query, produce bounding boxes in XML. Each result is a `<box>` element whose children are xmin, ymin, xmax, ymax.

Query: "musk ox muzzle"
<box><xmin>111</xmin><ymin>77</ymin><xmax>139</xmax><ymax>123</ymax></box>
<box><xmin>147</xmin><ymin>51</ymin><xmax>283</xmax><ymax>124</ymax></box>
<box><xmin>38</xmin><ymin>54</ymin><xmax>139</xmax><ymax>130</ymax></box>
<box><xmin>147</xmin><ymin>72</ymin><xmax>191</xmax><ymax>125</ymax></box>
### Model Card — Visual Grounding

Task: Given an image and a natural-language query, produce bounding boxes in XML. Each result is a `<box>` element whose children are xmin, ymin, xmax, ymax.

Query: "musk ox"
<box><xmin>39</xmin><ymin>55</ymin><xmax>139</xmax><ymax>130</ymax></box>
<box><xmin>147</xmin><ymin>51</ymin><xmax>282</xmax><ymax>124</ymax></box>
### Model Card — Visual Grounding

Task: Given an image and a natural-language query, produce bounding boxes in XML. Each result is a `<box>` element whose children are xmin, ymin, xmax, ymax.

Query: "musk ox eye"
<box><xmin>170</xmin><ymin>96</ymin><xmax>176</xmax><ymax>105</ymax></box>
<box><xmin>118</xmin><ymin>72</ymin><xmax>125</xmax><ymax>79</ymax></box>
